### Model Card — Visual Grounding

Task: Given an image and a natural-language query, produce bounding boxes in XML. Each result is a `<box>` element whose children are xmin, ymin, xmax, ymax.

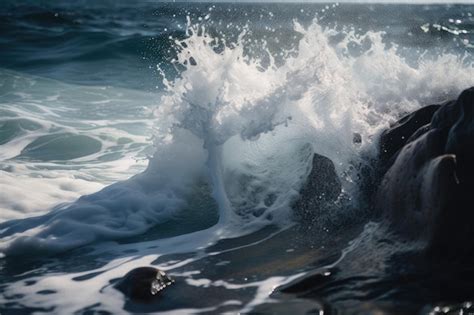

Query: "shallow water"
<box><xmin>1</xmin><ymin>1</ymin><xmax>474</xmax><ymax>314</ymax></box>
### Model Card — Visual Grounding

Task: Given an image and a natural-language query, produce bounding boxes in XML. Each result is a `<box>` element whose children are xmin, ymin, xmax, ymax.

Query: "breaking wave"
<box><xmin>1</xmin><ymin>18</ymin><xmax>473</xmax><ymax>257</ymax></box>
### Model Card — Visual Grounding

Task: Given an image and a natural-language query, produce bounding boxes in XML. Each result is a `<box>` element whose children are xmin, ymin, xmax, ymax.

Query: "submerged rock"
<box><xmin>376</xmin><ymin>87</ymin><xmax>474</xmax><ymax>258</ymax></box>
<box><xmin>115</xmin><ymin>267</ymin><xmax>174</xmax><ymax>301</ymax></box>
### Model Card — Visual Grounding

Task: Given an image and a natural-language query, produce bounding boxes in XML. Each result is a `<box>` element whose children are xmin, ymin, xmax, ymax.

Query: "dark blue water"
<box><xmin>1</xmin><ymin>1</ymin><xmax>473</xmax><ymax>90</ymax></box>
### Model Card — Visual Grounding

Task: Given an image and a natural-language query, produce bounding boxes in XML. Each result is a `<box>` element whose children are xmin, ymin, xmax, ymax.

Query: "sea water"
<box><xmin>1</xmin><ymin>1</ymin><xmax>474</xmax><ymax>313</ymax></box>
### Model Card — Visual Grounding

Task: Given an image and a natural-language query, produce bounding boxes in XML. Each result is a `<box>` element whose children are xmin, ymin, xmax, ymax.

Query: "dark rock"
<box><xmin>115</xmin><ymin>267</ymin><xmax>174</xmax><ymax>301</ymax></box>
<box><xmin>303</xmin><ymin>154</ymin><xmax>342</xmax><ymax>202</ymax></box>
<box><xmin>443</xmin><ymin>88</ymin><xmax>474</xmax><ymax>183</ymax></box>
<box><xmin>376</xmin><ymin>87</ymin><xmax>474</xmax><ymax>258</ymax></box>
<box><xmin>353</xmin><ymin>132</ymin><xmax>362</xmax><ymax>144</ymax></box>
<box><xmin>376</xmin><ymin>129</ymin><xmax>451</xmax><ymax>236</ymax></box>
<box><xmin>292</xmin><ymin>152</ymin><xmax>368</xmax><ymax>230</ymax></box>
<box><xmin>379</xmin><ymin>104</ymin><xmax>440</xmax><ymax>167</ymax></box>
<box><xmin>292</xmin><ymin>153</ymin><xmax>342</xmax><ymax>220</ymax></box>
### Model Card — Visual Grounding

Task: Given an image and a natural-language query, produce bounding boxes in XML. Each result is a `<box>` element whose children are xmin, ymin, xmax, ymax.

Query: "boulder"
<box><xmin>292</xmin><ymin>153</ymin><xmax>342</xmax><ymax>223</ymax></box>
<box><xmin>379</xmin><ymin>104</ymin><xmax>440</xmax><ymax>167</ymax></box>
<box><xmin>376</xmin><ymin>87</ymin><xmax>474</xmax><ymax>258</ymax></box>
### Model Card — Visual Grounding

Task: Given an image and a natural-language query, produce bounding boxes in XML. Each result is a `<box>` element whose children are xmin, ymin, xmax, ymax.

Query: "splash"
<box><xmin>1</xmin><ymin>19</ymin><xmax>474</xmax><ymax>257</ymax></box>
<box><xmin>152</xmin><ymin>18</ymin><xmax>474</xmax><ymax>232</ymax></box>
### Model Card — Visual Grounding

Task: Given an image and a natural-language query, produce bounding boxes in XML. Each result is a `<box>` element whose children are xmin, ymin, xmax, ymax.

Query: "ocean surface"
<box><xmin>1</xmin><ymin>1</ymin><xmax>474</xmax><ymax>314</ymax></box>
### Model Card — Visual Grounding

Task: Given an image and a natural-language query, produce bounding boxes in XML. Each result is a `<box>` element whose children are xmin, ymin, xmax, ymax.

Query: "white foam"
<box><xmin>0</xmin><ymin>130</ymin><xmax>208</xmax><ymax>255</ymax></box>
<box><xmin>0</xmin><ymin>169</ymin><xmax>104</xmax><ymax>221</ymax></box>
<box><xmin>153</xmin><ymin>18</ymin><xmax>474</xmax><ymax>232</ymax></box>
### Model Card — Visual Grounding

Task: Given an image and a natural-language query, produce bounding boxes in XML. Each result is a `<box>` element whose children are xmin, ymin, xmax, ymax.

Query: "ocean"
<box><xmin>1</xmin><ymin>1</ymin><xmax>474</xmax><ymax>314</ymax></box>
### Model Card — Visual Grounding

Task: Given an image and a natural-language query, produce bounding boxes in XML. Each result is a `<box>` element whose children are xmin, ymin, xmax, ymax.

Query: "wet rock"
<box><xmin>435</xmin><ymin>88</ymin><xmax>474</xmax><ymax>183</ymax></box>
<box><xmin>376</xmin><ymin>129</ymin><xmax>452</xmax><ymax>236</ymax></box>
<box><xmin>379</xmin><ymin>104</ymin><xmax>440</xmax><ymax>167</ymax></box>
<box><xmin>353</xmin><ymin>132</ymin><xmax>362</xmax><ymax>145</ymax></box>
<box><xmin>376</xmin><ymin>87</ymin><xmax>474</xmax><ymax>258</ymax></box>
<box><xmin>115</xmin><ymin>267</ymin><xmax>174</xmax><ymax>301</ymax></box>
<box><xmin>293</xmin><ymin>153</ymin><xmax>342</xmax><ymax>219</ymax></box>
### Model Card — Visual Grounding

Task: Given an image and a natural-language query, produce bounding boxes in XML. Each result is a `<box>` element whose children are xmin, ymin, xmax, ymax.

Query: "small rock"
<box><xmin>292</xmin><ymin>152</ymin><xmax>342</xmax><ymax>226</ymax></box>
<box><xmin>115</xmin><ymin>267</ymin><xmax>174</xmax><ymax>301</ymax></box>
<box><xmin>353</xmin><ymin>132</ymin><xmax>362</xmax><ymax>144</ymax></box>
